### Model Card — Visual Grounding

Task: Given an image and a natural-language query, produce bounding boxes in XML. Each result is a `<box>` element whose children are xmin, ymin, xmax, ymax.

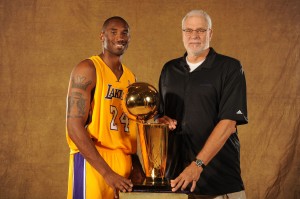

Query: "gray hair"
<box><xmin>182</xmin><ymin>10</ymin><xmax>212</xmax><ymax>29</ymax></box>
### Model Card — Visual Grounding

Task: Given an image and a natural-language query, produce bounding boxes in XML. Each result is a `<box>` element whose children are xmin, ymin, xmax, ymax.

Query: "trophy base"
<box><xmin>133</xmin><ymin>177</ymin><xmax>171</xmax><ymax>192</ymax></box>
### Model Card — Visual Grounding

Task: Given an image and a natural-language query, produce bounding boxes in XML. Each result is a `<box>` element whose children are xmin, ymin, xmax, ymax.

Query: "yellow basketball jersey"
<box><xmin>66</xmin><ymin>55</ymin><xmax>137</xmax><ymax>155</ymax></box>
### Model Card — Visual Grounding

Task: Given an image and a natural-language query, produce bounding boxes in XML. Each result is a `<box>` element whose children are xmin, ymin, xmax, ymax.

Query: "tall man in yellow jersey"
<box><xmin>66</xmin><ymin>16</ymin><xmax>141</xmax><ymax>199</ymax></box>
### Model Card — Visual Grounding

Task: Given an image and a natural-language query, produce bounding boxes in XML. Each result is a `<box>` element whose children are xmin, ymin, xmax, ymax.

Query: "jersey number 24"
<box><xmin>110</xmin><ymin>105</ymin><xmax>129</xmax><ymax>132</ymax></box>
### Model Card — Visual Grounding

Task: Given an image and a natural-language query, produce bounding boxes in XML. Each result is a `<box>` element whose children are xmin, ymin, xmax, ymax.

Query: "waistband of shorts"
<box><xmin>95</xmin><ymin>144</ymin><xmax>132</xmax><ymax>155</ymax></box>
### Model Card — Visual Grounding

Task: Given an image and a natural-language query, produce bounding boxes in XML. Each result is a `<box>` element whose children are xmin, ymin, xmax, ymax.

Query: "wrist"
<box><xmin>194</xmin><ymin>158</ymin><xmax>206</xmax><ymax>170</ymax></box>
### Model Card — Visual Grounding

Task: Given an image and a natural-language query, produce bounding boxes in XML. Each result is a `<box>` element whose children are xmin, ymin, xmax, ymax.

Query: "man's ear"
<box><xmin>100</xmin><ymin>32</ymin><xmax>104</xmax><ymax>42</ymax></box>
<box><xmin>209</xmin><ymin>29</ymin><xmax>213</xmax><ymax>41</ymax></box>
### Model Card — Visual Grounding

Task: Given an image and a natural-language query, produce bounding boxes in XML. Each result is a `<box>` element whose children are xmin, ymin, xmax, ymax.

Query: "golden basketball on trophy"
<box><xmin>122</xmin><ymin>82</ymin><xmax>160</xmax><ymax>122</ymax></box>
<box><xmin>122</xmin><ymin>82</ymin><xmax>169</xmax><ymax>189</ymax></box>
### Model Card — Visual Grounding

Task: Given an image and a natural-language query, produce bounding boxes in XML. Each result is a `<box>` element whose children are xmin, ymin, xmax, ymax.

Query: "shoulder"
<box><xmin>214</xmin><ymin>52</ymin><xmax>242</xmax><ymax>70</ymax></box>
<box><xmin>207</xmin><ymin>51</ymin><xmax>243</xmax><ymax>77</ymax></box>
<box><xmin>164</xmin><ymin>57</ymin><xmax>183</xmax><ymax>67</ymax></box>
<box><xmin>69</xmin><ymin>59</ymin><xmax>97</xmax><ymax>88</ymax></box>
<box><xmin>213</xmin><ymin>53</ymin><xmax>246</xmax><ymax>82</ymax></box>
<box><xmin>76</xmin><ymin>59</ymin><xmax>95</xmax><ymax>71</ymax></box>
<box><xmin>161</xmin><ymin>56</ymin><xmax>184</xmax><ymax>73</ymax></box>
<box><xmin>71</xmin><ymin>59</ymin><xmax>96</xmax><ymax>75</ymax></box>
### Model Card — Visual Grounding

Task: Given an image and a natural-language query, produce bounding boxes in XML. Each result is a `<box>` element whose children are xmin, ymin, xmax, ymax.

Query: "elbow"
<box><xmin>66</xmin><ymin>120</ymin><xmax>81</xmax><ymax>141</ymax></box>
<box><xmin>67</xmin><ymin>120</ymin><xmax>74</xmax><ymax>134</ymax></box>
<box><xmin>220</xmin><ymin>119</ymin><xmax>237</xmax><ymax>135</ymax></box>
<box><xmin>67</xmin><ymin>123</ymin><xmax>76</xmax><ymax>141</ymax></box>
<box><xmin>230</xmin><ymin>125</ymin><xmax>237</xmax><ymax>134</ymax></box>
<box><xmin>228</xmin><ymin>120</ymin><xmax>237</xmax><ymax>134</ymax></box>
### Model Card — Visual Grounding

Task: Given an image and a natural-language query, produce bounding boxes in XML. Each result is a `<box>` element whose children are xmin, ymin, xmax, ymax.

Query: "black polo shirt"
<box><xmin>158</xmin><ymin>48</ymin><xmax>248</xmax><ymax>195</ymax></box>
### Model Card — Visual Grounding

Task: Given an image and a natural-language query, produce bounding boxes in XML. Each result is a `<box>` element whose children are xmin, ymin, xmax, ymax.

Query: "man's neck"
<box><xmin>99</xmin><ymin>52</ymin><xmax>122</xmax><ymax>70</ymax></box>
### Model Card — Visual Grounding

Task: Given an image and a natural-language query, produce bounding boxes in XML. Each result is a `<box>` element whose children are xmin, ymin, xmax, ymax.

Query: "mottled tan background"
<box><xmin>0</xmin><ymin>0</ymin><xmax>299</xmax><ymax>199</ymax></box>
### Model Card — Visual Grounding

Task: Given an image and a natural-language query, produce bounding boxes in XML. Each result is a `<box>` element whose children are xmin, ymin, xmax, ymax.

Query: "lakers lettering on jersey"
<box><xmin>105</xmin><ymin>84</ymin><xmax>124</xmax><ymax>99</ymax></box>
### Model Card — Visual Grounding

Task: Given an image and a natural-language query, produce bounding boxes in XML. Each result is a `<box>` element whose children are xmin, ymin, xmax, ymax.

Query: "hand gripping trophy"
<box><xmin>122</xmin><ymin>82</ymin><xmax>169</xmax><ymax>190</ymax></box>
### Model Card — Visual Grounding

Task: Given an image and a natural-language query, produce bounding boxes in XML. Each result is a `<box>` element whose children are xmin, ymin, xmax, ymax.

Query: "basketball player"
<box><xmin>66</xmin><ymin>16</ymin><xmax>139</xmax><ymax>199</ymax></box>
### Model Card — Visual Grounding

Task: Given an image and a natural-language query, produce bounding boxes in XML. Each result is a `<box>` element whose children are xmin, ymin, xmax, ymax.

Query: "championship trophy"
<box><xmin>122</xmin><ymin>82</ymin><xmax>170</xmax><ymax>191</ymax></box>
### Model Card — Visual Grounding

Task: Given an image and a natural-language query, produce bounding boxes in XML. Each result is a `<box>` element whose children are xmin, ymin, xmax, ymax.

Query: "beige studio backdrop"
<box><xmin>0</xmin><ymin>0</ymin><xmax>299</xmax><ymax>199</ymax></box>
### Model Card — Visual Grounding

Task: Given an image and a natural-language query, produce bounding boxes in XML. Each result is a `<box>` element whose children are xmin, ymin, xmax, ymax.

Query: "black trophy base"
<box><xmin>132</xmin><ymin>177</ymin><xmax>172</xmax><ymax>193</ymax></box>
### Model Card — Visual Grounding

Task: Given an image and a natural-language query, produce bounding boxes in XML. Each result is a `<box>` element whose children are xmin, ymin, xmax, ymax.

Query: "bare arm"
<box><xmin>66</xmin><ymin>60</ymin><xmax>133</xmax><ymax>198</ymax></box>
<box><xmin>196</xmin><ymin>119</ymin><xmax>237</xmax><ymax>164</ymax></box>
<box><xmin>170</xmin><ymin>119</ymin><xmax>237</xmax><ymax>192</ymax></box>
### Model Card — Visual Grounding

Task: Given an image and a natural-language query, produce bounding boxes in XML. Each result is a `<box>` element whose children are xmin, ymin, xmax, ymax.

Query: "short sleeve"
<box><xmin>218</xmin><ymin>61</ymin><xmax>248</xmax><ymax>125</ymax></box>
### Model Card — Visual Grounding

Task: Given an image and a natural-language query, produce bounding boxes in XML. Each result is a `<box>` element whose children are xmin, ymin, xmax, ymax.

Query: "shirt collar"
<box><xmin>180</xmin><ymin>47</ymin><xmax>217</xmax><ymax>70</ymax></box>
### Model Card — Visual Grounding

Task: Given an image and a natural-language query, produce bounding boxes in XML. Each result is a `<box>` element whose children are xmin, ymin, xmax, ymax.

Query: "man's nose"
<box><xmin>190</xmin><ymin>31</ymin><xmax>200</xmax><ymax>38</ymax></box>
<box><xmin>116</xmin><ymin>33</ymin><xmax>126</xmax><ymax>41</ymax></box>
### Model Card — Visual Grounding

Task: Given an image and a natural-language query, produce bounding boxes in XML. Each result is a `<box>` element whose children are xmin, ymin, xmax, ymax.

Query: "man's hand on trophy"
<box><xmin>156</xmin><ymin>116</ymin><xmax>177</xmax><ymax>130</ymax></box>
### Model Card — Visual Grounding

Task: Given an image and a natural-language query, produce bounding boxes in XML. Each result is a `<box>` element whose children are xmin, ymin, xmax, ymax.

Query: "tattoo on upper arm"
<box><xmin>67</xmin><ymin>92</ymin><xmax>87</xmax><ymax>118</ymax></box>
<box><xmin>71</xmin><ymin>75</ymin><xmax>92</xmax><ymax>90</ymax></box>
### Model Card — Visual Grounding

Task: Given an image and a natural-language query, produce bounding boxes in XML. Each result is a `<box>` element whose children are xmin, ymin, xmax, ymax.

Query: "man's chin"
<box><xmin>117</xmin><ymin>51</ymin><xmax>126</xmax><ymax>56</ymax></box>
<box><xmin>116</xmin><ymin>47</ymin><xmax>128</xmax><ymax>55</ymax></box>
<box><xmin>113</xmin><ymin>49</ymin><xmax>126</xmax><ymax>56</ymax></box>
<box><xmin>188</xmin><ymin>51</ymin><xmax>202</xmax><ymax>56</ymax></box>
<box><xmin>187</xmin><ymin>48</ymin><xmax>208</xmax><ymax>56</ymax></box>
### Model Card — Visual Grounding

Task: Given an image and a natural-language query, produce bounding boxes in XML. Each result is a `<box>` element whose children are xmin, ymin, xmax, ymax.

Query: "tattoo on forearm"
<box><xmin>67</xmin><ymin>92</ymin><xmax>86</xmax><ymax>118</ymax></box>
<box><xmin>71</xmin><ymin>75</ymin><xmax>92</xmax><ymax>90</ymax></box>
